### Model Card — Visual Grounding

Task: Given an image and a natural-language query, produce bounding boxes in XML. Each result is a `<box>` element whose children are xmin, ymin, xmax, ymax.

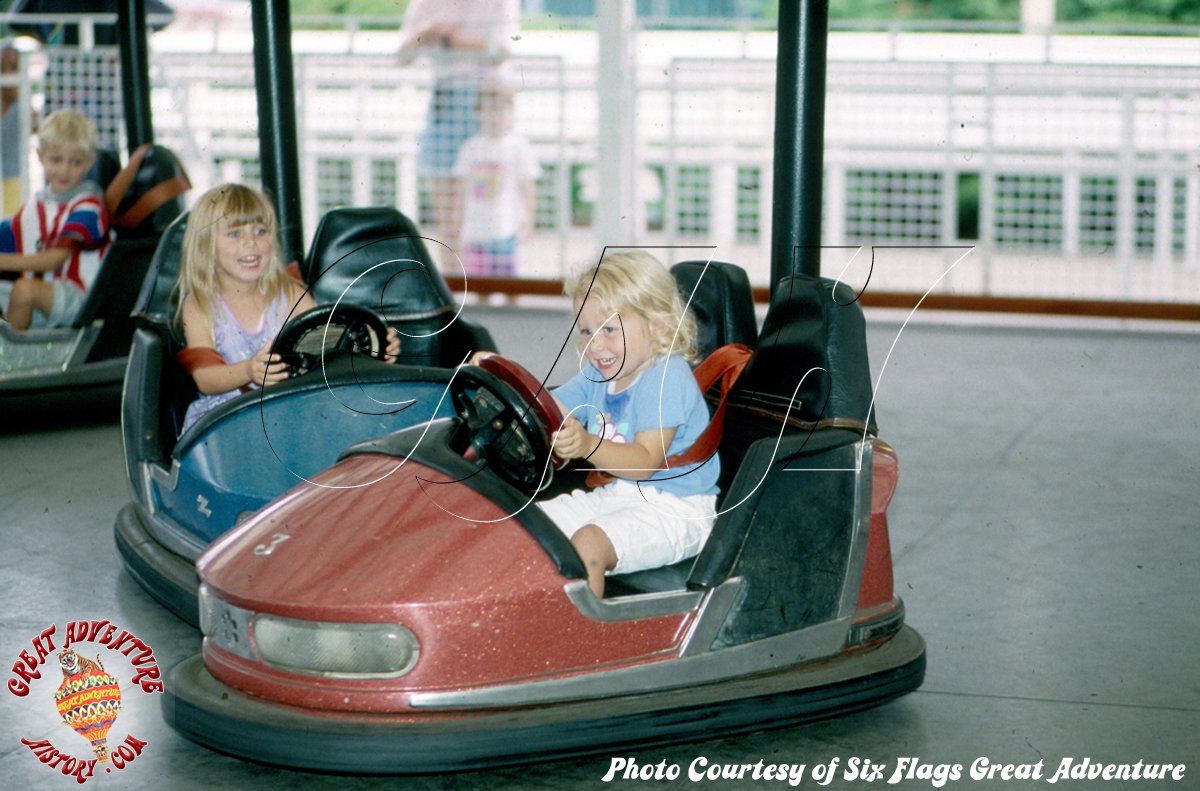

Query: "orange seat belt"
<box><xmin>586</xmin><ymin>342</ymin><xmax>752</xmax><ymax>487</ymax></box>
<box><xmin>176</xmin><ymin>346</ymin><xmax>254</xmax><ymax>393</ymax></box>
<box><xmin>104</xmin><ymin>143</ymin><xmax>192</xmax><ymax>232</ymax></box>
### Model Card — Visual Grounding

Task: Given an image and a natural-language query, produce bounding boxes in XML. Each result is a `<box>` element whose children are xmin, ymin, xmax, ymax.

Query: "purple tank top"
<box><xmin>180</xmin><ymin>291</ymin><xmax>290</xmax><ymax>435</ymax></box>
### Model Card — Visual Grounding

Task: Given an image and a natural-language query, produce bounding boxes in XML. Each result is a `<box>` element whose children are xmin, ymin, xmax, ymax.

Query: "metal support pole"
<box><xmin>117</xmin><ymin>0</ymin><xmax>154</xmax><ymax>151</ymax></box>
<box><xmin>770</xmin><ymin>0</ymin><xmax>829</xmax><ymax>290</ymax></box>
<box><xmin>595</xmin><ymin>0</ymin><xmax>637</xmax><ymax>246</ymax></box>
<box><xmin>252</xmin><ymin>0</ymin><xmax>304</xmax><ymax>265</ymax></box>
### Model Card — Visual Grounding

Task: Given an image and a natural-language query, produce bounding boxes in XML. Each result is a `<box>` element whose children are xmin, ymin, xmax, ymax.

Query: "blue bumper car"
<box><xmin>114</xmin><ymin>206</ymin><xmax>496</xmax><ymax>624</ymax></box>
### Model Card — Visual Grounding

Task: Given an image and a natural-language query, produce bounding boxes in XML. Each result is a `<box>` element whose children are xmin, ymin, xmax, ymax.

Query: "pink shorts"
<box><xmin>538</xmin><ymin>480</ymin><xmax>717</xmax><ymax>575</ymax></box>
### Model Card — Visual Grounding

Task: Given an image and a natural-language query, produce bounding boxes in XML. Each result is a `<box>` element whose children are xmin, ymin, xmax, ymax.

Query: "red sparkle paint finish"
<box><xmin>200</xmin><ymin>454</ymin><xmax>693</xmax><ymax>709</ymax></box>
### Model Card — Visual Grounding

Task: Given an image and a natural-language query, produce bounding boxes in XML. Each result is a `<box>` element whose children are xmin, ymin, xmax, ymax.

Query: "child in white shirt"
<box><xmin>453</xmin><ymin>80</ymin><xmax>540</xmax><ymax>276</ymax></box>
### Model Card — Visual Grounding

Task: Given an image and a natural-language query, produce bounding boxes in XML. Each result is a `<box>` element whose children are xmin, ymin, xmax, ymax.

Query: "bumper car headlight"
<box><xmin>253</xmin><ymin>615</ymin><xmax>420</xmax><ymax>679</ymax></box>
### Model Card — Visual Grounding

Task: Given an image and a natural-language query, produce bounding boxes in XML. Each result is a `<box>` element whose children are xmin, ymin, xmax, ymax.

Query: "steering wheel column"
<box><xmin>450</xmin><ymin>356</ymin><xmax>566</xmax><ymax>495</ymax></box>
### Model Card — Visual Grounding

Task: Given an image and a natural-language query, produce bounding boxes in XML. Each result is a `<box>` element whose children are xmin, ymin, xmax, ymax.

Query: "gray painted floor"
<box><xmin>2</xmin><ymin>305</ymin><xmax>1197</xmax><ymax>790</ymax></box>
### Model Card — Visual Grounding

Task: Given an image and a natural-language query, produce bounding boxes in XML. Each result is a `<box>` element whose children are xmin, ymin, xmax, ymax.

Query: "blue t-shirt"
<box><xmin>553</xmin><ymin>354</ymin><xmax>719</xmax><ymax>498</ymax></box>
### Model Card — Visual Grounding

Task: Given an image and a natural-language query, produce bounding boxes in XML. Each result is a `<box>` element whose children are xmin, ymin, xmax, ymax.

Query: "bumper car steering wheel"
<box><xmin>451</xmin><ymin>355</ymin><xmax>566</xmax><ymax>494</ymax></box>
<box><xmin>273</xmin><ymin>304</ymin><xmax>389</xmax><ymax>376</ymax></box>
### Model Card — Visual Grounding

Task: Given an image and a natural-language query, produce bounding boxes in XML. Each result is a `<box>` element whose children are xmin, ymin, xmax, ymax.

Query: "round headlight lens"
<box><xmin>253</xmin><ymin>616</ymin><xmax>419</xmax><ymax>679</ymax></box>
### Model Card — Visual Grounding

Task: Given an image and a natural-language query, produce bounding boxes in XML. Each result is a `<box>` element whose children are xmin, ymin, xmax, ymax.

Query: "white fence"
<box><xmin>3</xmin><ymin>20</ymin><xmax>1198</xmax><ymax>303</ymax></box>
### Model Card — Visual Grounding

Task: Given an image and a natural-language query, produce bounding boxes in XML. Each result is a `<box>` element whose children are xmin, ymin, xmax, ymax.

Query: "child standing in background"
<box><xmin>453</xmin><ymin>79</ymin><xmax>540</xmax><ymax>276</ymax></box>
<box><xmin>398</xmin><ymin>0</ymin><xmax>519</xmax><ymax>255</ymax></box>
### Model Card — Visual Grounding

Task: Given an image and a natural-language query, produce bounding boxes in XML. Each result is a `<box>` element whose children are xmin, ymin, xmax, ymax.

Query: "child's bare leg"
<box><xmin>571</xmin><ymin>524</ymin><xmax>617</xmax><ymax>598</ymax></box>
<box><xmin>7</xmin><ymin>278</ymin><xmax>54</xmax><ymax>330</ymax></box>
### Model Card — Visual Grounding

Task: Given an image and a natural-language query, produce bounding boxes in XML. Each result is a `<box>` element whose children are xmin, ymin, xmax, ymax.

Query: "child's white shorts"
<box><xmin>539</xmin><ymin>479</ymin><xmax>717</xmax><ymax>575</ymax></box>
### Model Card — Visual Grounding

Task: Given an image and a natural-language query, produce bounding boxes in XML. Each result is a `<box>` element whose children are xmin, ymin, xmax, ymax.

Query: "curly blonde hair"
<box><xmin>176</xmin><ymin>184</ymin><xmax>290</xmax><ymax>329</ymax></box>
<box><xmin>564</xmin><ymin>250</ymin><xmax>699</xmax><ymax>363</ymax></box>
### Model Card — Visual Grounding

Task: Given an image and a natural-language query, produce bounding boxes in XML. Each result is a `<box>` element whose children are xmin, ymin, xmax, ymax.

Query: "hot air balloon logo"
<box><xmin>52</xmin><ymin>649</ymin><xmax>123</xmax><ymax>762</ymax></box>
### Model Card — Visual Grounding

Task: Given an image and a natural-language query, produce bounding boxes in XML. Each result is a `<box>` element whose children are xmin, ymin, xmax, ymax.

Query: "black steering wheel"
<box><xmin>272</xmin><ymin>303</ymin><xmax>389</xmax><ymax>376</ymax></box>
<box><xmin>451</xmin><ymin>355</ymin><xmax>566</xmax><ymax>494</ymax></box>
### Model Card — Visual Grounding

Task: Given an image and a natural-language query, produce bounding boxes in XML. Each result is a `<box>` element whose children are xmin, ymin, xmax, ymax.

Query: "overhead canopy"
<box><xmin>6</xmin><ymin>0</ymin><xmax>174</xmax><ymax>42</ymax></box>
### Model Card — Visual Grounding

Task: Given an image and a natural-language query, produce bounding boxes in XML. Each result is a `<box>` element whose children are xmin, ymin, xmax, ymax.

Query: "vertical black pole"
<box><xmin>251</xmin><ymin>0</ymin><xmax>304</xmax><ymax>266</ymax></box>
<box><xmin>770</xmin><ymin>0</ymin><xmax>829</xmax><ymax>291</ymax></box>
<box><xmin>117</xmin><ymin>0</ymin><xmax>153</xmax><ymax>151</ymax></box>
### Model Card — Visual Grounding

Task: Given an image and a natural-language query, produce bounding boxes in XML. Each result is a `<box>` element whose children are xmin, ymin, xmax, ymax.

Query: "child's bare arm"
<box><xmin>0</xmin><ymin>247</ymin><xmax>71</xmax><ymax>274</ymax></box>
<box><xmin>554</xmin><ymin>421</ymin><xmax>677</xmax><ymax>480</ymax></box>
<box><xmin>181</xmin><ymin>297</ymin><xmax>288</xmax><ymax>394</ymax></box>
<box><xmin>288</xmin><ymin>281</ymin><xmax>316</xmax><ymax>315</ymax></box>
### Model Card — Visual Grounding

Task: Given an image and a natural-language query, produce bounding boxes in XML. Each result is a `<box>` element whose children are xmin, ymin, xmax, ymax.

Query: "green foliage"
<box><xmin>289</xmin><ymin>0</ymin><xmax>410</xmax><ymax>19</ymax></box>
<box><xmin>831</xmin><ymin>0</ymin><xmax>1197</xmax><ymax>24</ymax></box>
<box><xmin>1057</xmin><ymin>0</ymin><xmax>1200</xmax><ymax>25</ymax></box>
<box><xmin>281</xmin><ymin>0</ymin><xmax>1197</xmax><ymax>27</ymax></box>
<box><xmin>831</xmin><ymin>0</ymin><xmax>1018</xmax><ymax>22</ymax></box>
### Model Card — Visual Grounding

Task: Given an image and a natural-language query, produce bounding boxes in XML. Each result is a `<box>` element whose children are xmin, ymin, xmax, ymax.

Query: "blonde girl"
<box><xmin>175</xmin><ymin>184</ymin><xmax>312</xmax><ymax>434</ymax></box>
<box><xmin>540</xmin><ymin>250</ymin><xmax>718</xmax><ymax>597</ymax></box>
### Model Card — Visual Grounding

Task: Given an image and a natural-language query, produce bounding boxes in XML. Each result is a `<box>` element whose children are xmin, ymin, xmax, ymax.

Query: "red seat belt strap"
<box><xmin>585</xmin><ymin>342</ymin><xmax>752</xmax><ymax>487</ymax></box>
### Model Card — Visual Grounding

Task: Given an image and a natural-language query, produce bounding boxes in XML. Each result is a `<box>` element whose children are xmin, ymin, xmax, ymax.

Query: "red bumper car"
<box><xmin>162</xmin><ymin>270</ymin><xmax>924</xmax><ymax>773</ymax></box>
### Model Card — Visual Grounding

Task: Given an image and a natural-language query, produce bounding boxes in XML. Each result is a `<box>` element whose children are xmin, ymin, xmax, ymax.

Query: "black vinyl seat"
<box><xmin>89</xmin><ymin>149</ymin><xmax>122</xmax><ymax>190</ymax></box>
<box><xmin>670</xmin><ymin>260</ymin><xmax>758</xmax><ymax>359</ymax></box>
<box><xmin>127</xmin><ymin>212</ymin><xmax>194</xmax><ymax>446</ymax></box>
<box><xmin>130</xmin><ymin>211</ymin><xmax>188</xmax><ymax>329</ymax></box>
<box><xmin>681</xmin><ymin>275</ymin><xmax>880</xmax><ymax>645</ymax></box>
<box><xmin>75</xmin><ymin>144</ymin><xmax>188</xmax><ymax>360</ymax></box>
<box><xmin>722</xmin><ymin>274</ymin><xmax>874</xmax><ymax>437</ymax></box>
<box><xmin>302</xmin><ymin>207</ymin><xmax>496</xmax><ymax>368</ymax></box>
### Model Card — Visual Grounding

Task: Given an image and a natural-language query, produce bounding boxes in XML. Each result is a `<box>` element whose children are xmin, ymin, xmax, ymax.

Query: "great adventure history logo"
<box><xmin>8</xmin><ymin>620</ymin><xmax>162</xmax><ymax>784</ymax></box>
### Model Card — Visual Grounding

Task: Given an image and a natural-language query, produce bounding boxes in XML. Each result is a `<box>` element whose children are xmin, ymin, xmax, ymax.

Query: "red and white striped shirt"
<box><xmin>0</xmin><ymin>180</ymin><xmax>112</xmax><ymax>291</ymax></box>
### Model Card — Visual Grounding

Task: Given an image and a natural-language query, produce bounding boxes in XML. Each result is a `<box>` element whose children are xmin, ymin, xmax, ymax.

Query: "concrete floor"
<box><xmin>1</xmin><ymin>305</ymin><xmax>1197</xmax><ymax>790</ymax></box>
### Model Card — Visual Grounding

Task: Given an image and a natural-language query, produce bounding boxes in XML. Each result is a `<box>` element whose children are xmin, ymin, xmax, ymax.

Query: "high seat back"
<box><xmin>127</xmin><ymin>212</ymin><xmax>195</xmax><ymax>442</ymax></box>
<box><xmin>302</xmin><ymin>207</ymin><xmax>495</xmax><ymax>367</ymax></box>
<box><xmin>725</xmin><ymin>275</ymin><xmax>874</xmax><ymax>441</ymax></box>
<box><xmin>88</xmin><ymin>149</ymin><xmax>122</xmax><ymax>191</ymax></box>
<box><xmin>130</xmin><ymin>211</ymin><xmax>188</xmax><ymax>329</ymax></box>
<box><xmin>684</xmin><ymin>275</ymin><xmax>878</xmax><ymax>643</ymax></box>
<box><xmin>105</xmin><ymin>144</ymin><xmax>190</xmax><ymax>239</ymax></box>
<box><xmin>670</xmin><ymin>260</ymin><xmax>758</xmax><ymax>360</ymax></box>
<box><xmin>74</xmin><ymin>145</ymin><xmax>189</xmax><ymax>358</ymax></box>
<box><xmin>700</xmin><ymin>273</ymin><xmax>875</xmax><ymax>499</ymax></box>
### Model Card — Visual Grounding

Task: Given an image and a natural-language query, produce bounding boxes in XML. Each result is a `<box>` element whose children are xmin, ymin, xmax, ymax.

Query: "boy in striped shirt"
<box><xmin>0</xmin><ymin>110</ymin><xmax>110</xmax><ymax>329</ymax></box>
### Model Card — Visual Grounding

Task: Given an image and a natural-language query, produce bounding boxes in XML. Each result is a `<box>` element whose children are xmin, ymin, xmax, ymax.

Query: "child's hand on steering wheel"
<box><xmin>247</xmin><ymin>342</ymin><xmax>290</xmax><ymax>387</ymax></box>
<box><xmin>552</xmin><ymin>417</ymin><xmax>598</xmax><ymax>461</ymax></box>
<box><xmin>384</xmin><ymin>327</ymin><xmax>402</xmax><ymax>364</ymax></box>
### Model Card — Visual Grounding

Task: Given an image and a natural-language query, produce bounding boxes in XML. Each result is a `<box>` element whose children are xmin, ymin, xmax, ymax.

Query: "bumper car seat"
<box><xmin>125</xmin><ymin>212</ymin><xmax>193</xmax><ymax>460</ymax></box>
<box><xmin>302</xmin><ymin>207</ymin><xmax>497</xmax><ymax>367</ymax></box>
<box><xmin>76</xmin><ymin>144</ymin><xmax>189</xmax><ymax>361</ymax></box>
<box><xmin>686</xmin><ymin>275</ymin><xmax>880</xmax><ymax>646</ymax></box>
<box><xmin>670</xmin><ymin>259</ymin><xmax>759</xmax><ymax>358</ymax></box>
